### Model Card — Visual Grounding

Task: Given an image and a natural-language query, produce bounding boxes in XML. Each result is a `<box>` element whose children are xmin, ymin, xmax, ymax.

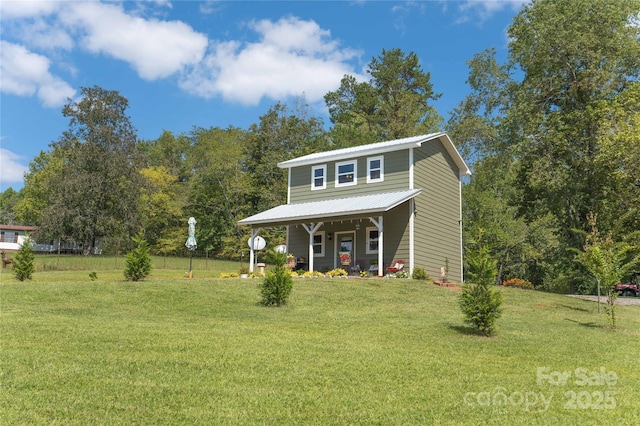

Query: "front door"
<box><xmin>336</xmin><ymin>232</ymin><xmax>355</xmax><ymax>270</ymax></box>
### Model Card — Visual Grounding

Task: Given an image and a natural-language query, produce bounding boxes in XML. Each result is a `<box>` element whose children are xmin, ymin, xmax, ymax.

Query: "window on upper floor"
<box><xmin>311</xmin><ymin>165</ymin><xmax>327</xmax><ymax>190</ymax></box>
<box><xmin>335</xmin><ymin>160</ymin><xmax>357</xmax><ymax>187</ymax></box>
<box><xmin>312</xmin><ymin>231</ymin><xmax>325</xmax><ymax>257</ymax></box>
<box><xmin>366</xmin><ymin>227</ymin><xmax>379</xmax><ymax>254</ymax></box>
<box><xmin>367</xmin><ymin>156</ymin><xmax>384</xmax><ymax>183</ymax></box>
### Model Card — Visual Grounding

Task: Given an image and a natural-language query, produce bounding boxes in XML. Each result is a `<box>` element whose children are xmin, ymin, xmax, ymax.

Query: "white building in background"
<box><xmin>0</xmin><ymin>224</ymin><xmax>103</xmax><ymax>254</ymax></box>
<box><xmin>0</xmin><ymin>224</ymin><xmax>37</xmax><ymax>252</ymax></box>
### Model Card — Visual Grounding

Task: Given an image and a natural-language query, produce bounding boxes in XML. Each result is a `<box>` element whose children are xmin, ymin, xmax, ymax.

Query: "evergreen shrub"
<box><xmin>13</xmin><ymin>240</ymin><xmax>35</xmax><ymax>282</ymax></box>
<box><xmin>259</xmin><ymin>254</ymin><xmax>293</xmax><ymax>306</ymax></box>
<box><xmin>124</xmin><ymin>235</ymin><xmax>152</xmax><ymax>281</ymax></box>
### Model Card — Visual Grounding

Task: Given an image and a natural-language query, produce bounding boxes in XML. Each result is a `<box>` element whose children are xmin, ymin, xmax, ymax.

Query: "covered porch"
<box><xmin>237</xmin><ymin>189</ymin><xmax>420</xmax><ymax>276</ymax></box>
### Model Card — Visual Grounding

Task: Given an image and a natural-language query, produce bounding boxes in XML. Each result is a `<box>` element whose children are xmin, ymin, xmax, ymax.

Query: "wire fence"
<box><xmin>32</xmin><ymin>251</ymin><xmax>243</xmax><ymax>273</ymax></box>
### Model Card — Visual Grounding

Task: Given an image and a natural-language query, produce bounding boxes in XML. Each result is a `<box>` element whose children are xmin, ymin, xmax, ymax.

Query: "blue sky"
<box><xmin>0</xmin><ymin>0</ymin><xmax>526</xmax><ymax>191</ymax></box>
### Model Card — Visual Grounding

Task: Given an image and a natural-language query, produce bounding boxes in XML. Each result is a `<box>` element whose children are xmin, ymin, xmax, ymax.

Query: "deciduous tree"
<box><xmin>38</xmin><ymin>86</ymin><xmax>142</xmax><ymax>254</ymax></box>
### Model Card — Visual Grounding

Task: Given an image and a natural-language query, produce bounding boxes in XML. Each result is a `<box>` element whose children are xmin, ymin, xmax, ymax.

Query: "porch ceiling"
<box><xmin>237</xmin><ymin>189</ymin><xmax>421</xmax><ymax>227</ymax></box>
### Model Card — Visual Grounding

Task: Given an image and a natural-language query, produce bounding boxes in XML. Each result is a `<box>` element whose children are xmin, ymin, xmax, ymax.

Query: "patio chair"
<box><xmin>350</xmin><ymin>260</ymin><xmax>364</xmax><ymax>275</ymax></box>
<box><xmin>385</xmin><ymin>260</ymin><xmax>405</xmax><ymax>274</ymax></box>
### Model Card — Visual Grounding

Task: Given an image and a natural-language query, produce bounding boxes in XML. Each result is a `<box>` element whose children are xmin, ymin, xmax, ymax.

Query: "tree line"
<box><xmin>1</xmin><ymin>0</ymin><xmax>638</xmax><ymax>293</ymax></box>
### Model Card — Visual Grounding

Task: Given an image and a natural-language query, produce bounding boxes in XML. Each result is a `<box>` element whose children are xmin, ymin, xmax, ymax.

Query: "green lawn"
<box><xmin>1</xmin><ymin>270</ymin><xmax>639</xmax><ymax>425</ymax></box>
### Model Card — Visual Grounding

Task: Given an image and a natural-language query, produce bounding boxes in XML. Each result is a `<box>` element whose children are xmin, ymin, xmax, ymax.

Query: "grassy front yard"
<box><xmin>1</xmin><ymin>270</ymin><xmax>639</xmax><ymax>424</ymax></box>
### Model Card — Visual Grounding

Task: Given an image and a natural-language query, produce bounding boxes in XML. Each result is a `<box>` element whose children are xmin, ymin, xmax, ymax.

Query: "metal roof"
<box><xmin>237</xmin><ymin>189</ymin><xmax>422</xmax><ymax>227</ymax></box>
<box><xmin>277</xmin><ymin>132</ymin><xmax>471</xmax><ymax>176</ymax></box>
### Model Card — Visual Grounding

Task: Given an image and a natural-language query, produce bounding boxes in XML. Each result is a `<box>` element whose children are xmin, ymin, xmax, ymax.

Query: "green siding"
<box><xmin>286</xmin><ymin>202</ymin><xmax>410</xmax><ymax>272</ymax></box>
<box><xmin>289</xmin><ymin>150</ymin><xmax>410</xmax><ymax>203</ymax></box>
<box><xmin>413</xmin><ymin>142</ymin><xmax>463</xmax><ymax>282</ymax></box>
<box><xmin>284</xmin><ymin>138</ymin><xmax>463</xmax><ymax>280</ymax></box>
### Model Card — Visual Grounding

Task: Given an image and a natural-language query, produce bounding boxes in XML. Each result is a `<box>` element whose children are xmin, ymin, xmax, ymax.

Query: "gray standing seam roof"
<box><xmin>237</xmin><ymin>189</ymin><xmax>422</xmax><ymax>226</ymax></box>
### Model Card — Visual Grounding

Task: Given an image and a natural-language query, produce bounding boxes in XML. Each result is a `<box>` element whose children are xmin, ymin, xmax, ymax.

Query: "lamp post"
<box><xmin>185</xmin><ymin>217</ymin><xmax>197</xmax><ymax>278</ymax></box>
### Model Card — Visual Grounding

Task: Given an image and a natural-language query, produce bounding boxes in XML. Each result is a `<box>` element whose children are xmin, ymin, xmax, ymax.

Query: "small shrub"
<box><xmin>387</xmin><ymin>270</ymin><xmax>409</xmax><ymax>279</ymax></box>
<box><xmin>326</xmin><ymin>268</ymin><xmax>348</xmax><ymax>277</ymax></box>
<box><xmin>13</xmin><ymin>240</ymin><xmax>35</xmax><ymax>281</ymax></box>
<box><xmin>124</xmin><ymin>235</ymin><xmax>152</xmax><ymax>282</ymax></box>
<box><xmin>460</xmin><ymin>283</ymin><xmax>503</xmax><ymax>336</ymax></box>
<box><xmin>460</xmin><ymin>234</ymin><xmax>503</xmax><ymax>336</ymax></box>
<box><xmin>259</xmin><ymin>254</ymin><xmax>293</xmax><ymax>306</ymax></box>
<box><xmin>302</xmin><ymin>270</ymin><xmax>324</xmax><ymax>277</ymax></box>
<box><xmin>89</xmin><ymin>271</ymin><xmax>98</xmax><ymax>281</ymax></box>
<box><xmin>502</xmin><ymin>278</ymin><xmax>534</xmax><ymax>290</ymax></box>
<box><xmin>412</xmin><ymin>266</ymin><xmax>430</xmax><ymax>281</ymax></box>
<box><xmin>360</xmin><ymin>270</ymin><xmax>368</xmax><ymax>277</ymax></box>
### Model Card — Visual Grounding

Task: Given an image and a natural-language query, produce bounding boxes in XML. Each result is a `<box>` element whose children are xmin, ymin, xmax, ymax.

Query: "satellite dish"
<box><xmin>248</xmin><ymin>236</ymin><xmax>266</xmax><ymax>251</ymax></box>
<box><xmin>275</xmin><ymin>244</ymin><xmax>287</xmax><ymax>254</ymax></box>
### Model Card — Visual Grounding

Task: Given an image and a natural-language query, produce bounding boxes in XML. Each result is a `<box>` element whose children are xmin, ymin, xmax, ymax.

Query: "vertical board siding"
<box><xmin>413</xmin><ymin>140</ymin><xmax>463</xmax><ymax>282</ymax></box>
<box><xmin>288</xmin><ymin>150</ymin><xmax>410</xmax><ymax>203</ymax></box>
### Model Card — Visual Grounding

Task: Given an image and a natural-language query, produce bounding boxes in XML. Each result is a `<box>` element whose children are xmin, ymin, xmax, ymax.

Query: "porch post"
<box><xmin>301</xmin><ymin>222</ymin><xmax>323</xmax><ymax>272</ymax></box>
<box><xmin>248</xmin><ymin>228</ymin><xmax>261</xmax><ymax>272</ymax></box>
<box><xmin>369</xmin><ymin>216</ymin><xmax>384</xmax><ymax>277</ymax></box>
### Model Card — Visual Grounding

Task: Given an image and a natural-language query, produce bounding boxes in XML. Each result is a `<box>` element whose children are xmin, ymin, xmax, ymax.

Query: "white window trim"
<box><xmin>367</xmin><ymin>155</ymin><xmax>384</xmax><ymax>183</ymax></box>
<box><xmin>311</xmin><ymin>164</ymin><xmax>327</xmax><ymax>190</ymax></box>
<box><xmin>313</xmin><ymin>231</ymin><xmax>325</xmax><ymax>257</ymax></box>
<box><xmin>365</xmin><ymin>226</ymin><xmax>379</xmax><ymax>254</ymax></box>
<box><xmin>335</xmin><ymin>160</ymin><xmax>357</xmax><ymax>187</ymax></box>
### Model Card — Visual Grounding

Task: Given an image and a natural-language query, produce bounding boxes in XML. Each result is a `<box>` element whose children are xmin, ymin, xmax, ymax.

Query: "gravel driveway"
<box><xmin>567</xmin><ymin>295</ymin><xmax>640</xmax><ymax>306</ymax></box>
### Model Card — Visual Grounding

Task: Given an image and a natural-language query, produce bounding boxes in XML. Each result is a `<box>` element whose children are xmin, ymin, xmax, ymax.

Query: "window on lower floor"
<box><xmin>313</xmin><ymin>231</ymin><xmax>325</xmax><ymax>256</ymax></box>
<box><xmin>366</xmin><ymin>227</ymin><xmax>379</xmax><ymax>254</ymax></box>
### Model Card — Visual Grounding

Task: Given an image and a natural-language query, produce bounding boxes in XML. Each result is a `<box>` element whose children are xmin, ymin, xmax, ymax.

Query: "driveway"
<box><xmin>567</xmin><ymin>295</ymin><xmax>640</xmax><ymax>306</ymax></box>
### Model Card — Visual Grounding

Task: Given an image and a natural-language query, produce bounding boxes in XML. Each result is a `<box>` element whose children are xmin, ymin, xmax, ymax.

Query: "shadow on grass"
<box><xmin>564</xmin><ymin>318</ymin><xmax>601</xmax><ymax>328</ymax></box>
<box><xmin>559</xmin><ymin>304</ymin><xmax>591</xmax><ymax>312</ymax></box>
<box><xmin>447</xmin><ymin>323</ymin><xmax>492</xmax><ymax>337</ymax></box>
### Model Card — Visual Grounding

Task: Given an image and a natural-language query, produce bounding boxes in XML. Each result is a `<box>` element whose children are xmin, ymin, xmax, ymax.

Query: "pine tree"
<box><xmin>13</xmin><ymin>240</ymin><xmax>35</xmax><ymax>281</ymax></box>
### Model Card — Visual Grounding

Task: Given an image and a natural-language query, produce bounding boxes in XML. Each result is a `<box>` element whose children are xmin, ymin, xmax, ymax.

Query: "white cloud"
<box><xmin>179</xmin><ymin>17</ymin><xmax>364</xmax><ymax>105</ymax></box>
<box><xmin>0</xmin><ymin>149</ymin><xmax>28</xmax><ymax>185</ymax></box>
<box><xmin>199</xmin><ymin>0</ymin><xmax>224</xmax><ymax>15</ymax></box>
<box><xmin>12</xmin><ymin>17</ymin><xmax>74</xmax><ymax>51</ymax></box>
<box><xmin>0</xmin><ymin>41</ymin><xmax>76</xmax><ymax>107</ymax></box>
<box><xmin>453</xmin><ymin>0</ymin><xmax>526</xmax><ymax>24</ymax></box>
<box><xmin>1</xmin><ymin>0</ymin><xmax>208</xmax><ymax>105</ymax></box>
<box><xmin>0</xmin><ymin>0</ymin><xmax>62</xmax><ymax>19</ymax></box>
<box><xmin>391</xmin><ymin>1</ymin><xmax>426</xmax><ymax>35</ymax></box>
<box><xmin>62</xmin><ymin>2</ymin><xmax>208</xmax><ymax>80</ymax></box>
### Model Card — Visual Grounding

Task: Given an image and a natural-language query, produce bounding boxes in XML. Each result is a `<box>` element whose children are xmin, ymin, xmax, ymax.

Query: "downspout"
<box><xmin>409</xmin><ymin>198</ymin><xmax>415</xmax><ymax>277</ymax></box>
<box><xmin>286</xmin><ymin>167</ymin><xmax>291</xmax><ymax>204</ymax></box>
<box><xmin>459</xmin><ymin>177</ymin><xmax>464</xmax><ymax>283</ymax></box>
<box><xmin>409</xmin><ymin>147</ymin><xmax>414</xmax><ymax>276</ymax></box>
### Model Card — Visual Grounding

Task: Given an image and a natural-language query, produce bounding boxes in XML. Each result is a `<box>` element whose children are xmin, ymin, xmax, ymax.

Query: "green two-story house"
<box><xmin>238</xmin><ymin>132</ymin><xmax>471</xmax><ymax>281</ymax></box>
